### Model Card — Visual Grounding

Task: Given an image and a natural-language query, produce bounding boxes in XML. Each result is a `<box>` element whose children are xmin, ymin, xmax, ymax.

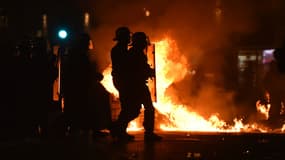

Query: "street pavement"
<box><xmin>1</xmin><ymin>131</ymin><xmax>285</xmax><ymax>160</ymax></box>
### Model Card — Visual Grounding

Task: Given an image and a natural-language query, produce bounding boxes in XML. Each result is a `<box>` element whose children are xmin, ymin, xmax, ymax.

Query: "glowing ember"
<box><xmin>101</xmin><ymin>35</ymin><xmax>284</xmax><ymax>133</ymax></box>
<box><xmin>143</xmin><ymin>8</ymin><xmax>150</xmax><ymax>17</ymax></box>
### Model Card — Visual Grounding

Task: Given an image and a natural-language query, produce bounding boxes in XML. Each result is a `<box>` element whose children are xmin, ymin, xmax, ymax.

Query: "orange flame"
<box><xmin>256</xmin><ymin>100</ymin><xmax>271</xmax><ymax>120</ymax></box>
<box><xmin>101</xmin><ymin>35</ymin><xmax>284</xmax><ymax>133</ymax></box>
<box><xmin>101</xmin><ymin>66</ymin><xmax>119</xmax><ymax>98</ymax></box>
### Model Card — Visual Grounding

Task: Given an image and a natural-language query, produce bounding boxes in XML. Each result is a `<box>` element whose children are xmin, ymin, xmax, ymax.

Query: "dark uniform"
<box><xmin>110</xmin><ymin>27</ymin><xmax>135</xmax><ymax>140</ymax></box>
<box><xmin>262</xmin><ymin>48</ymin><xmax>285</xmax><ymax>129</ymax></box>
<box><xmin>110</xmin><ymin>29</ymin><xmax>162</xmax><ymax>141</ymax></box>
<box><xmin>128</xmin><ymin>32</ymin><xmax>162</xmax><ymax>141</ymax></box>
<box><xmin>62</xmin><ymin>33</ymin><xmax>92</xmax><ymax>134</ymax></box>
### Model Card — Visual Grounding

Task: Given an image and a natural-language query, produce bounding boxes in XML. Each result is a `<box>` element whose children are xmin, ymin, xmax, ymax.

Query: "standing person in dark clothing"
<box><xmin>110</xmin><ymin>26</ymin><xmax>135</xmax><ymax>141</ymax></box>
<box><xmin>111</xmin><ymin>26</ymin><xmax>131</xmax><ymax>92</ymax></box>
<box><xmin>62</xmin><ymin>33</ymin><xmax>92</xmax><ymax>135</ymax></box>
<box><xmin>28</xmin><ymin>38</ymin><xmax>55</xmax><ymax>138</ymax></box>
<box><xmin>12</xmin><ymin>37</ymin><xmax>53</xmax><ymax>139</ymax></box>
<box><xmin>128</xmin><ymin>32</ymin><xmax>162</xmax><ymax>141</ymax></box>
<box><xmin>87</xmin><ymin>70</ymin><xmax>112</xmax><ymax>138</ymax></box>
<box><xmin>110</xmin><ymin>28</ymin><xmax>162</xmax><ymax>141</ymax></box>
<box><xmin>262</xmin><ymin>47</ymin><xmax>285</xmax><ymax>129</ymax></box>
<box><xmin>0</xmin><ymin>27</ymin><xmax>18</xmax><ymax>140</ymax></box>
<box><xmin>62</xmin><ymin>32</ymin><xmax>112</xmax><ymax>138</ymax></box>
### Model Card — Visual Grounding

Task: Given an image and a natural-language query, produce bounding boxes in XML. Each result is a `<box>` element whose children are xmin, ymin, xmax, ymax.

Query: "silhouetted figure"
<box><xmin>62</xmin><ymin>33</ymin><xmax>91</xmax><ymax>135</ymax></box>
<box><xmin>128</xmin><ymin>32</ymin><xmax>162</xmax><ymax>141</ymax></box>
<box><xmin>110</xmin><ymin>30</ymin><xmax>161</xmax><ymax>141</ymax></box>
<box><xmin>262</xmin><ymin>47</ymin><xmax>285</xmax><ymax>129</ymax></box>
<box><xmin>0</xmin><ymin>27</ymin><xmax>18</xmax><ymax>140</ymax></box>
<box><xmin>12</xmin><ymin>37</ymin><xmax>52</xmax><ymax>139</ymax></box>
<box><xmin>110</xmin><ymin>26</ymin><xmax>135</xmax><ymax>141</ymax></box>
<box><xmin>86</xmin><ymin>71</ymin><xmax>112</xmax><ymax>138</ymax></box>
<box><xmin>13</xmin><ymin>39</ymin><xmax>33</xmax><ymax>139</ymax></box>
<box><xmin>29</xmin><ymin>38</ymin><xmax>56</xmax><ymax>138</ymax></box>
<box><xmin>62</xmin><ymin>33</ymin><xmax>111</xmax><ymax>138</ymax></box>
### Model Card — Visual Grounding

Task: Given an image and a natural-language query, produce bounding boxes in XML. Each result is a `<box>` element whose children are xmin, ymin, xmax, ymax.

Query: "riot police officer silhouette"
<box><xmin>128</xmin><ymin>32</ymin><xmax>162</xmax><ymax>141</ymax></box>
<box><xmin>110</xmin><ymin>29</ymin><xmax>162</xmax><ymax>141</ymax></box>
<box><xmin>110</xmin><ymin>26</ymin><xmax>135</xmax><ymax>141</ymax></box>
<box><xmin>62</xmin><ymin>32</ymin><xmax>111</xmax><ymax>138</ymax></box>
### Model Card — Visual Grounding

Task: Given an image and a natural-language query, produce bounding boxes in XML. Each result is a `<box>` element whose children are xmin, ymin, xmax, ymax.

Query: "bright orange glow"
<box><xmin>282</xmin><ymin>124</ymin><xmax>285</xmax><ymax>132</ymax></box>
<box><xmin>256</xmin><ymin>100</ymin><xmax>270</xmax><ymax>120</ymax></box>
<box><xmin>101</xmin><ymin>66</ymin><xmax>119</xmax><ymax>97</ymax></box>
<box><xmin>127</xmin><ymin>120</ymin><xmax>144</xmax><ymax>132</ymax></box>
<box><xmin>143</xmin><ymin>8</ymin><xmax>150</xmax><ymax>17</ymax></box>
<box><xmin>101</xmin><ymin>35</ymin><xmax>284</xmax><ymax>133</ymax></box>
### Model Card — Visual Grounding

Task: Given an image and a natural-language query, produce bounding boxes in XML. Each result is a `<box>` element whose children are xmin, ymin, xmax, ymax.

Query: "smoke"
<box><xmin>88</xmin><ymin>0</ymin><xmax>216</xmax><ymax>69</ymax></box>
<box><xmin>88</xmin><ymin>0</ymin><xmax>263</xmax><ymax>68</ymax></box>
<box><xmin>87</xmin><ymin>0</ymin><xmax>272</xmax><ymax>121</ymax></box>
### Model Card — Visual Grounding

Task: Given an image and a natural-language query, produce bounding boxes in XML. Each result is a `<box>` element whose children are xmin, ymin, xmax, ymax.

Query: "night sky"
<box><xmin>2</xmin><ymin>0</ymin><xmax>285</xmax><ymax>69</ymax></box>
<box><xmin>2</xmin><ymin>0</ymin><xmax>285</xmax><ymax>49</ymax></box>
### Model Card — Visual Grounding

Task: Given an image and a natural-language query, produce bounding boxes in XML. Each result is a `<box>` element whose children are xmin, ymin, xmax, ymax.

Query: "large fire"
<box><xmin>101</xmin><ymin>36</ymin><xmax>283</xmax><ymax>133</ymax></box>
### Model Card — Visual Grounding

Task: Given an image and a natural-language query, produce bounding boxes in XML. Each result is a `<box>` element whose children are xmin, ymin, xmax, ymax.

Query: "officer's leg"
<box><xmin>141</xmin><ymin>86</ymin><xmax>155</xmax><ymax>134</ymax></box>
<box><xmin>119</xmin><ymin>103</ymin><xmax>141</xmax><ymax>129</ymax></box>
<box><xmin>142</xmin><ymin>85</ymin><xmax>162</xmax><ymax>141</ymax></box>
<box><xmin>111</xmin><ymin>94</ymin><xmax>141</xmax><ymax>137</ymax></box>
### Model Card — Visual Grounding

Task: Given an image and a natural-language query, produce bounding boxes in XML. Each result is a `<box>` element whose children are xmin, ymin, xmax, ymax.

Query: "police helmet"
<box><xmin>131</xmin><ymin>32</ymin><xmax>150</xmax><ymax>46</ymax></box>
<box><xmin>113</xmin><ymin>26</ymin><xmax>131</xmax><ymax>41</ymax></box>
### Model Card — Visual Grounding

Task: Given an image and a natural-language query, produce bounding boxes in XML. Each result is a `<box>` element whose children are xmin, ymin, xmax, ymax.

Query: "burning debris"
<box><xmin>101</xmin><ymin>35</ymin><xmax>285</xmax><ymax>133</ymax></box>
